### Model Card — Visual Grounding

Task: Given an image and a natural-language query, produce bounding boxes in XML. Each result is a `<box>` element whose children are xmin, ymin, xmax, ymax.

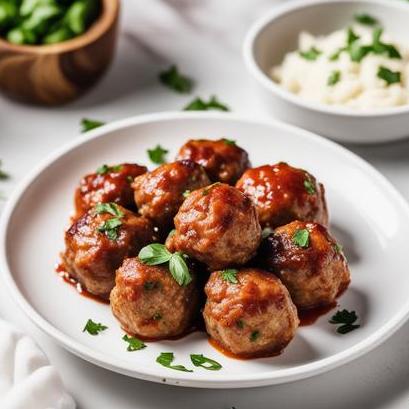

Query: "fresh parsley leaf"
<box><xmin>334</xmin><ymin>243</ymin><xmax>343</xmax><ymax>253</ymax></box>
<box><xmin>81</xmin><ymin>118</ymin><xmax>105</xmax><ymax>133</ymax></box>
<box><xmin>292</xmin><ymin>229</ymin><xmax>310</xmax><ymax>248</ymax></box>
<box><xmin>122</xmin><ymin>334</ymin><xmax>146</xmax><ymax>351</ymax></box>
<box><xmin>347</xmin><ymin>27</ymin><xmax>360</xmax><ymax>46</ymax></box>
<box><xmin>377</xmin><ymin>66</ymin><xmax>401</xmax><ymax>85</ymax></box>
<box><xmin>156</xmin><ymin>352</ymin><xmax>193</xmax><ymax>372</ymax></box>
<box><xmin>329</xmin><ymin>48</ymin><xmax>345</xmax><ymax>61</ymax></box>
<box><xmin>97</xmin><ymin>217</ymin><xmax>122</xmax><ymax>240</ymax></box>
<box><xmin>299</xmin><ymin>47</ymin><xmax>322</xmax><ymax>61</ymax></box>
<box><xmin>83</xmin><ymin>319</ymin><xmax>107</xmax><ymax>335</ymax></box>
<box><xmin>139</xmin><ymin>243</ymin><xmax>172</xmax><ymax>265</ymax></box>
<box><xmin>94</xmin><ymin>202</ymin><xmax>124</xmax><ymax>217</ymax></box>
<box><xmin>96</xmin><ymin>164</ymin><xmax>122</xmax><ymax>175</ymax></box>
<box><xmin>262</xmin><ymin>227</ymin><xmax>273</xmax><ymax>239</ymax></box>
<box><xmin>250</xmin><ymin>330</ymin><xmax>260</xmax><ymax>342</ymax></box>
<box><xmin>327</xmin><ymin>70</ymin><xmax>341</xmax><ymax>86</ymax></box>
<box><xmin>190</xmin><ymin>354</ymin><xmax>222</xmax><ymax>371</ymax></box>
<box><xmin>222</xmin><ymin>138</ymin><xmax>236</xmax><ymax>146</ymax></box>
<box><xmin>148</xmin><ymin>145</ymin><xmax>168</xmax><ymax>165</ymax></box>
<box><xmin>184</xmin><ymin>96</ymin><xmax>230</xmax><ymax>111</ymax></box>
<box><xmin>169</xmin><ymin>252</ymin><xmax>192</xmax><ymax>286</ymax></box>
<box><xmin>159</xmin><ymin>65</ymin><xmax>193</xmax><ymax>93</ymax></box>
<box><xmin>0</xmin><ymin>160</ymin><xmax>9</xmax><ymax>180</ymax></box>
<box><xmin>304</xmin><ymin>178</ymin><xmax>316</xmax><ymax>194</ymax></box>
<box><xmin>354</xmin><ymin>13</ymin><xmax>379</xmax><ymax>26</ymax></box>
<box><xmin>329</xmin><ymin>309</ymin><xmax>360</xmax><ymax>334</ymax></box>
<box><xmin>221</xmin><ymin>268</ymin><xmax>238</xmax><ymax>284</ymax></box>
<box><xmin>372</xmin><ymin>28</ymin><xmax>401</xmax><ymax>59</ymax></box>
<box><xmin>348</xmin><ymin>42</ymin><xmax>371</xmax><ymax>62</ymax></box>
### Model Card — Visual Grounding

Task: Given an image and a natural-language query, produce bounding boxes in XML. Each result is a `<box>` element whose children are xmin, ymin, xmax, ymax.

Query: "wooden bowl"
<box><xmin>0</xmin><ymin>0</ymin><xmax>120</xmax><ymax>105</ymax></box>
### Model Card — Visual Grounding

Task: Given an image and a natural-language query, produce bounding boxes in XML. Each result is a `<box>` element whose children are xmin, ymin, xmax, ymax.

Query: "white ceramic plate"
<box><xmin>1</xmin><ymin>112</ymin><xmax>409</xmax><ymax>388</ymax></box>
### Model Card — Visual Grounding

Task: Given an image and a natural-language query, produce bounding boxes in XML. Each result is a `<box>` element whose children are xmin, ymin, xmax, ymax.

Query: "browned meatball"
<box><xmin>75</xmin><ymin>163</ymin><xmax>147</xmax><ymax>216</ymax></box>
<box><xmin>176</xmin><ymin>139</ymin><xmax>250</xmax><ymax>185</ymax></box>
<box><xmin>236</xmin><ymin>162</ymin><xmax>328</xmax><ymax>228</ymax></box>
<box><xmin>259</xmin><ymin>220</ymin><xmax>350</xmax><ymax>309</ymax></box>
<box><xmin>110</xmin><ymin>257</ymin><xmax>199</xmax><ymax>339</ymax></box>
<box><xmin>63</xmin><ymin>204</ymin><xmax>156</xmax><ymax>299</ymax></box>
<box><xmin>132</xmin><ymin>160</ymin><xmax>210</xmax><ymax>228</ymax></box>
<box><xmin>167</xmin><ymin>183</ymin><xmax>262</xmax><ymax>270</ymax></box>
<box><xmin>204</xmin><ymin>268</ymin><xmax>298</xmax><ymax>358</ymax></box>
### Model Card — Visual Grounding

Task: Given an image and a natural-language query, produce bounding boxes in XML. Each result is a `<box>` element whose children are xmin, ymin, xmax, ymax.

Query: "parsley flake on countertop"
<box><xmin>221</xmin><ymin>268</ymin><xmax>239</xmax><ymax>284</ymax></box>
<box><xmin>122</xmin><ymin>334</ymin><xmax>146</xmax><ymax>351</ymax></box>
<box><xmin>329</xmin><ymin>309</ymin><xmax>360</xmax><ymax>334</ymax></box>
<box><xmin>190</xmin><ymin>354</ymin><xmax>222</xmax><ymax>371</ymax></box>
<box><xmin>184</xmin><ymin>96</ymin><xmax>230</xmax><ymax>111</ymax></box>
<box><xmin>159</xmin><ymin>65</ymin><xmax>193</xmax><ymax>94</ymax></box>
<box><xmin>354</xmin><ymin>13</ymin><xmax>379</xmax><ymax>26</ymax></box>
<box><xmin>147</xmin><ymin>144</ymin><xmax>168</xmax><ymax>164</ymax></box>
<box><xmin>83</xmin><ymin>319</ymin><xmax>107</xmax><ymax>335</ymax></box>
<box><xmin>292</xmin><ymin>229</ymin><xmax>310</xmax><ymax>248</ymax></box>
<box><xmin>299</xmin><ymin>47</ymin><xmax>322</xmax><ymax>61</ymax></box>
<box><xmin>81</xmin><ymin>118</ymin><xmax>105</xmax><ymax>133</ymax></box>
<box><xmin>156</xmin><ymin>352</ymin><xmax>193</xmax><ymax>372</ymax></box>
<box><xmin>377</xmin><ymin>66</ymin><xmax>401</xmax><ymax>85</ymax></box>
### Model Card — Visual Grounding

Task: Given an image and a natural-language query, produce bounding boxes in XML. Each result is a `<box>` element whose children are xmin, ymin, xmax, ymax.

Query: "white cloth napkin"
<box><xmin>0</xmin><ymin>320</ymin><xmax>75</xmax><ymax>409</ymax></box>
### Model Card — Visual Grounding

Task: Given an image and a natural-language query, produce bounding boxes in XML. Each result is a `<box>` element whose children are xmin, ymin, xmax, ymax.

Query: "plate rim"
<box><xmin>1</xmin><ymin>111</ymin><xmax>409</xmax><ymax>388</ymax></box>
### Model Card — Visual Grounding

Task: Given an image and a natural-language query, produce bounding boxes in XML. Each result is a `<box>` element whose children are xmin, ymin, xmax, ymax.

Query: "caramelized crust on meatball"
<box><xmin>75</xmin><ymin>163</ymin><xmax>147</xmax><ymax>216</ymax></box>
<box><xmin>167</xmin><ymin>183</ymin><xmax>262</xmax><ymax>270</ymax></box>
<box><xmin>259</xmin><ymin>220</ymin><xmax>350</xmax><ymax>309</ymax></box>
<box><xmin>176</xmin><ymin>139</ymin><xmax>250</xmax><ymax>185</ymax></box>
<box><xmin>204</xmin><ymin>268</ymin><xmax>299</xmax><ymax>358</ymax></box>
<box><xmin>63</xmin><ymin>205</ymin><xmax>156</xmax><ymax>299</ymax></box>
<box><xmin>110</xmin><ymin>257</ymin><xmax>199</xmax><ymax>339</ymax></box>
<box><xmin>236</xmin><ymin>162</ymin><xmax>328</xmax><ymax>228</ymax></box>
<box><xmin>132</xmin><ymin>160</ymin><xmax>211</xmax><ymax>228</ymax></box>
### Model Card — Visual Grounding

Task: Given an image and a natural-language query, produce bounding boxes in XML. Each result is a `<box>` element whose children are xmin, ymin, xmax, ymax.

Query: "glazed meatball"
<box><xmin>133</xmin><ymin>160</ymin><xmax>210</xmax><ymax>228</ymax></box>
<box><xmin>204</xmin><ymin>268</ymin><xmax>299</xmax><ymax>358</ymax></box>
<box><xmin>110</xmin><ymin>257</ymin><xmax>199</xmax><ymax>339</ymax></box>
<box><xmin>236</xmin><ymin>162</ymin><xmax>328</xmax><ymax>228</ymax></box>
<box><xmin>259</xmin><ymin>220</ymin><xmax>350</xmax><ymax>309</ymax></box>
<box><xmin>75</xmin><ymin>163</ymin><xmax>147</xmax><ymax>216</ymax></box>
<box><xmin>63</xmin><ymin>204</ymin><xmax>156</xmax><ymax>299</ymax></box>
<box><xmin>167</xmin><ymin>183</ymin><xmax>262</xmax><ymax>270</ymax></box>
<box><xmin>176</xmin><ymin>139</ymin><xmax>250</xmax><ymax>185</ymax></box>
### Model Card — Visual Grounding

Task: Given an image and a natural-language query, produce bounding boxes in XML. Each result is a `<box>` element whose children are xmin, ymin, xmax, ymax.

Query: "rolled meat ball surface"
<box><xmin>236</xmin><ymin>162</ymin><xmax>328</xmax><ymax>228</ymax></box>
<box><xmin>259</xmin><ymin>220</ymin><xmax>350</xmax><ymax>309</ymax></box>
<box><xmin>176</xmin><ymin>139</ymin><xmax>250</xmax><ymax>185</ymax></box>
<box><xmin>167</xmin><ymin>183</ymin><xmax>262</xmax><ymax>270</ymax></box>
<box><xmin>110</xmin><ymin>257</ymin><xmax>199</xmax><ymax>339</ymax></box>
<box><xmin>204</xmin><ymin>268</ymin><xmax>299</xmax><ymax>358</ymax></box>
<box><xmin>75</xmin><ymin>163</ymin><xmax>147</xmax><ymax>216</ymax></box>
<box><xmin>133</xmin><ymin>160</ymin><xmax>210</xmax><ymax>228</ymax></box>
<box><xmin>63</xmin><ymin>203</ymin><xmax>156</xmax><ymax>299</ymax></box>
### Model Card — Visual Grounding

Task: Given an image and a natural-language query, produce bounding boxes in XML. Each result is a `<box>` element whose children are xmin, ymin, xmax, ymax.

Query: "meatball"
<box><xmin>110</xmin><ymin>257</ymin><xmax>199</xmax><ymax>339</ymax></box>
<box><xmin>236</xmin><ymin>162</ymin><xmax>328</xmax><ymax>228</ymax></box>
<box><xmin>132</xmin><ymin>160</ymin><xmax>210</xmax><ymax>228</ymax></box>
<box><xmin>75</xmin><ymin>163</ymin><xmax>147</xmax><ymax>216</ymax></box>
<box><xmin>259</xmin><ymin>220</ymin><xmax>350</xmax><ymax>309</ymax></box>
<box><xmin>204</xmin><ymin>268</ymin><xmax>299</xmax><ymax>358</ymax></box>
<box><xmin>167</xmin><ymin>183</ymin><xmax>262</xmax><ymax>270</ymax></box>
<box><xmin>63</xmin><ymin>204</ymin><xmax>156</xmax><ymax>299</ymax></box>
<box><xmin>176</xmin><ymin>139</ymin><xmax>250</xmax><ymax>185</ymax></box>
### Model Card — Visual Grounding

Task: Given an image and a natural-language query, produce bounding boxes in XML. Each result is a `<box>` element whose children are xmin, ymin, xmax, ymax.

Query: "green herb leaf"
<box><xmin>354</xmin><ymin>13</ymin><xmax>379</xmax><ymax>26</ymax></box>
<box><xmin>377</xmin><ymin>66</ymin><xmax>401</xmax><ymax>85</ymax></box>
<box><xmin>299</xmin><ymin>47</ymin><xmax>322</xmax><ymax>61</ymax></box>
<box><xmin>97</xmin><ymin>217</ymin><xmax>122</xmax><ymax>240</ymax></box>
<box><xmin>184</xmin><ymin>96</ymin><xmax>230</xmax><ymax>111</ymax></box>
<box><xmin>292</xmin><ymin>229</ymin><xmax>310</xmax><ymax>248</ymax></box>
<box><xmin>347</xmin><ymin>27</ymin><xmax>360</xmax><ymax>46</ymax></box>
<box><xmin>334</xmin><ymin>243</ymin><xmax>343</xmax><ymax>253</ymax></box>
<box><xmin>83</xmin><ymin>319</ymin><xmax>107</xmax><ymax>335</ymax></box>
<box><xmin>169</xmin><ymin>252</ymin><xmax>192</xmax><ymax>286</ymax></box>
<box><xmin>156</xmin><ymin>352</ymin><xmax>193</xmax><ymax>372</ymax></box>
<box><xmin>222</xmin><ymin>138</ymin><xmax>236</xmax><ymax>146</ymax></box>
<box><xmin>221</xmin><ymin>268</ymin><xmax>239</xmax><ymax>284</ymax></box>
<box><xmin>329</xmin><ymin>309</ymin><xmax>360</xmax><ymax>334</ymax></box>
<box><xmin>96</xmin><ymin>164</ymin><xmax>122</xmax><ymax>175</ymax></box>
<box><xmin>147</xmin><ymin>144</ymin><xmax>168</xmax><ymax>165</ymax></box>
<box><xmin>139</xmin><ymin>243</ymin><xmax>172</xmax><ymax>265</ymax></box>
<box><xmin>152</xmin><ymin>312</ymin><xmax>162</xmax><ymax>321</ymax></box>
<box><xmin>159</xmin><ymin>65</ymin><xmax>193</xmax><ymax>93</ymax></box>
<box><xmin>327</xmin><ymin>70</ymin><xmax>341</xmax><ymax>86</ymax></box>
<box><xmin>304</xmin><ymin>178</ymin><xmax>316</xmax><ymax>194</ymax></box>
<box><xmin>348</xmin><ymin>42</ymin><xmax>372</xmax><ymax>62</ymax></box>
<box><xmin>94</xmin><ymin>202</ymin><xmax>124</xmax><ymax>217</ymax></box>
<box><xmin>0</xmin><ymin>160</ymin><xmax>9</xmax><ymax>180</ymax></box>
<box><xmin>81</xmin><ymin>118</ymin><xmax>105</xmax><ymax>133</ymax></box>
<box><xmin>250</xmin><ymin>330</ymin><xmax>260</xmax><ymax>342</ymax></box>
<box><xmin>183</xmin><ymin>190</ymin><xmax>191</xmax><ymax>198</ymax></box>
<box><xmin>372</xmin><ymin>28</ymin><xmax>401</xmax><ymax>59</ymax></box>
<box><xmin>190</xmin><ymin>354</ymin><xmax>222</xmax><ymax>371</ymax></box>
<box><xmin>329</xmin><ymin>48</ymin><xmax>345</xmax><ymax>61</ymax></box>
<box><xmin>262</xmin><ymin>227</ymin><xmax>273</xmax><ymax>239</ymax></box>
<box><xmin>122</xmin><ymin>334</ymin><xmax>146</xmax><ymax>351</ymax></box>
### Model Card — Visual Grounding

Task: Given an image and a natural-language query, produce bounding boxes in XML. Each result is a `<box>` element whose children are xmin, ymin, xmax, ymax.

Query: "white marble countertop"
<box><xmin>1</xmin><ymin>1</ymin><xmax>409</xmax><ymax>408</ymax></box>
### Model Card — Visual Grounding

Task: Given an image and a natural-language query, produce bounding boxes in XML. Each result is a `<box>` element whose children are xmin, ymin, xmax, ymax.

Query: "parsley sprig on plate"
<box><xmin>329</xmin><ymin>309</ymin><xmax>360</xmax><ymax>334</ymax></box>
<box><xmin>122</xmin><ymin>335</ymin><xmax>146</xmax><ymax>351</ymax></box>
<box><xmin>156</xmin><ymin>352</ymin><xmax>193</xmax><ymax>372</ymax></box>
<box><xmin>147</xmin><ymin>145</ymin><xmax>168</xmax><ymax>165</ymax></box>
<box><xmin>81</xmin><ymin>118</ymin><xmax>105</xmax><ymax>133</ymax></box>
<box><xmin>83</xmin><ymin>319</ymin><xmax>108</xmax><ymax>335</ymax></box>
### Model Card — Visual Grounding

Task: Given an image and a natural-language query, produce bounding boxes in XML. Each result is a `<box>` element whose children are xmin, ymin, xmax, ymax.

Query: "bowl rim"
<box><xmin>0</xmin><ymin>0</ymin><xmax>119</xmax><ymax>54</ymax></box>
<box><xmin>243</xmin><ymin>0</ymin><xmax>409</xmax><ymax>118</ymax></box>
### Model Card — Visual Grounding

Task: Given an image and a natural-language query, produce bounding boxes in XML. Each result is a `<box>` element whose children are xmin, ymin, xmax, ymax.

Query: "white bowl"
<box><xmin>243</xmin><ymin>0</ymin><xmax>409</xmax><ymax>144</ymax></box>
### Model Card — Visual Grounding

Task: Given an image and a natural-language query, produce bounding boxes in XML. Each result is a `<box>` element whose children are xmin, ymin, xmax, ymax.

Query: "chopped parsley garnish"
<box><xmin>329</xmin><ymin>48</ymin><xmax>344</xmax><ymax>61</ymax></box>
<box><xmin>262</xmin><ymin>227</ymin><xmax>273</xmax><ymax>239</ymax></box>
<box><xmin>372</xmin><ymin>28</ymin><xmax>401</xmax><ymax>59</ymax></box>
<box><xmin>122</xmin><ymin>334</ymin><xmax>146</xmax><ymax>351</ymax></box>
<box><xmin>334</xmin><ymin>243</ymin><xmax>343</xmax><ymax>254</ymax></box>
<box><xmin>347</xmin><ymin>27</ymin><xmax>360</xmax><ymax>46</ymax></box>
<box><xmin>97</xmin><ymin>218</ymin><xmax>123</xmax><ymax>240</ymax></box>
<box><xmin>0</xmin><ymin>160</ymin><xmax>9</xmax><ymax>180</ymax></box>
<box><xmin>221</xmin><ymin>268</ymin><xmax>238</xmax><ymax>284</ymax></box>
<box><xmin>96</xmin><ymin>164</ymin><xmax>122</xmax><ymax>175</ymax></box>
<box><xmin>156</xmin><ymin>352</ymin><xmax>193</xmax><ymax>372</ymax></box>
<box><xmin>190</xmin><ymin>354</ymin><xmax>222</xmax><ymax>371</ymax></box>
<box><xmin>159</xmin><ymin>65</ymin><xmax>193</xmax><ymax>94</ymax></box>
<box><xmin>184</xmin><ymin>96</ymin><xmax>230</xmax><ymax>111</ymax></box>
<box><xmin>348</xmin><ymin>42</ymin><xmax>371</xmax><ymax>62</ymax></box>
<box><xmin>377</xmin><ymin>66</ymin><xmax>401</xmax><ymax>85</ymax></box>
<box><xmin>183</xmin><ymin>190</ymin><xmax>191</xmax><ymax>198</ymax></box>
<box><xmin>304</xmin><ymin>178</ymin><xmax>316</xmax><ymax>195</ymax></box>
<box><xmin>222</xmin><ymin>138</ymin><xmax>236</xmax><ymax>146</ymax></box>
<box><xmin>83</xmin><ymin>319</ymin><xmax>107</xmax><ymax>335</ymax></box>
<box><xmin>329</xmin><ymin>309</ymin><xmax>360</xmax><ymax>334</ymax></box>
<box><xmin>292</xmin><ymin>229</ymin><xmax>310</xmax><ymax>248</ymax></box>
<box><xmin>152</xmin><ymin>312</ymin><xmax>162</xmax><ymax>321</ymax></box>
<box><xmin>81</xmin><ymin>118</ymin><xmax>105</xmax><ymax>133</ymax></box>
<box><xmin>354</xmin><ymin>13</ymin><xmax>379</xmax><ymax>26</ymax></box>
<box><xmin>139</xmin><ymin>244</ymin><xmax>192</xmax><ymax>286</ymax></box>
<box><xmin>250</xmin><ymin>330</ymin><xmax>260</xmax><ymax>342</ymax></box>
<box><xmin>95</xmin><ymin>202</ymin><xmax>124</xmax><ymax>217</ymax></box>
<box><xmin>147</xmin><ymin>144</ymin><xmax>168</xmax><ymax>165</ymax></box>
<box><xmin>327</xmin><ymin>70</ymin><xmax>341</xmax><ymax>86</ymax></box>
<box><xmin>299</xmin><ymin>47</ymin><xmax>322</xmax><ymax>61</ymax></box>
